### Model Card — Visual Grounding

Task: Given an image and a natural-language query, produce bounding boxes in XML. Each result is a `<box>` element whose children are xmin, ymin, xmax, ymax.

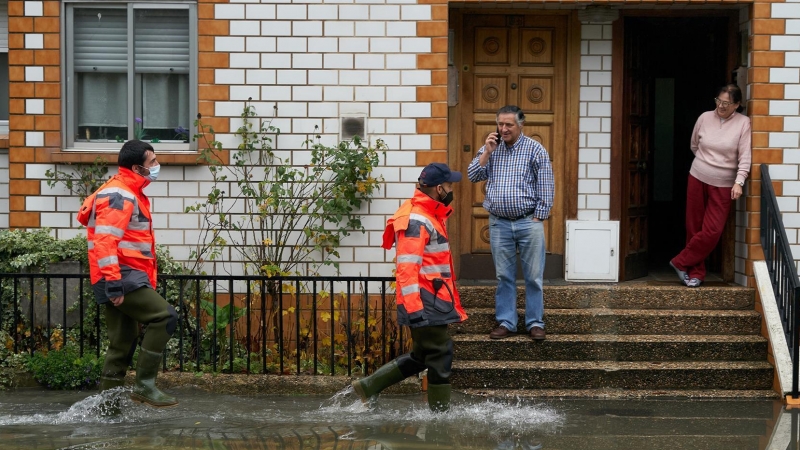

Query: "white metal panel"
<box><xmin>565</xmin><ymin>220</ymin><xmax>619</xmax><ymax>282</ymax></box>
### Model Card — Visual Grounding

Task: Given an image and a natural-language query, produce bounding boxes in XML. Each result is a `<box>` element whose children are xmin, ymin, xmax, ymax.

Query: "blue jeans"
<box><xmin>489</xmin><ymin>214</ymin><xmax>546</xmax><ymax>331</ymax></box>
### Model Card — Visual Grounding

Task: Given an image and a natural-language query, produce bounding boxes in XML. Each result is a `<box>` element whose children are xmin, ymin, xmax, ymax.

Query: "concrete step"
<box><xmin>451</xmin><ymin>334</ymin><xmax>768</xmax><ymax>361</ymax></box>
<box><xmin>457</xmin><ymin>284</ymin><xmax>755</xmax><ymax>310</ymax></box>
<box><xmin>452</xmin><ymin>308</ymin><xmax>762</xmax><ymax>335</ymax></box>
<box><xmin>450</xmin><ymin>360</ymin><xmax>774</xmax><ymax>390</ymax></box>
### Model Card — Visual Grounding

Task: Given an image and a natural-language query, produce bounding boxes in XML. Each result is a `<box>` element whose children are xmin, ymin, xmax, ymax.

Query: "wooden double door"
<box><xmin>453</xmin><ymin>12</ymin><xmax>575</xmax><ymax>280</ymax></box>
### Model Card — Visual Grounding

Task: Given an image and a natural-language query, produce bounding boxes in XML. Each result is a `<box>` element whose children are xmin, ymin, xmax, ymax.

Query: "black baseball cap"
<box><xmin>418</xmin><ymin>163</ymin><xmax>462</xmax><ymax>187</ymax></box>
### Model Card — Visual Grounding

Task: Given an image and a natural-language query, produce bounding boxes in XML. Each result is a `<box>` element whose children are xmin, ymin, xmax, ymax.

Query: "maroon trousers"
<box><xmin>671</xmin><ymin>175</ymin><xmax>732</xmax><ymax>281</ymax></box>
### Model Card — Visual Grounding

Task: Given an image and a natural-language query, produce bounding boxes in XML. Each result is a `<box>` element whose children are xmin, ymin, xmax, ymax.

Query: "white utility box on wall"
<box><xmin>565</xmin><ymin>220</ymin><xmax>620</xmax><ymax>282</ymax></box>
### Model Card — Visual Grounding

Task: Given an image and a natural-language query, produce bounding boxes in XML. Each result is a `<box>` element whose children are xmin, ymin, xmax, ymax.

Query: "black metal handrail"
<box><xmin>0</xmin><ymin>272</ymin><xmax>401</xmax><ymax>376</ymax></box>
<box><xmin>760</xmin><ymin>164</ymin><xmax>800</xmax><ymax>398</ymax></box>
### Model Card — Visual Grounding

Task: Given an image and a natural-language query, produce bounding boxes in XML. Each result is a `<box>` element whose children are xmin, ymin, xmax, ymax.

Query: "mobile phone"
<box><xmin>493</xmin><ymin>127</ymin><xmax>501</xmax><ymax>144</ymax></box>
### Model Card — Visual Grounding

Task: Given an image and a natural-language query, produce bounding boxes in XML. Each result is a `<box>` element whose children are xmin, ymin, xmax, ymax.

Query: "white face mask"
<box><xmin>140</xmin><ymin>164</ymin><xmax>160</xmax><ymax>182</ymax></box>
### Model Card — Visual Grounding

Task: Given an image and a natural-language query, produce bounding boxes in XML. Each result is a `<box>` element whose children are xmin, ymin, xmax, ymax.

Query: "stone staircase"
<box><xmin>450</xmin><ymin>283</ymin><xmax>778</xmax><ymax>398</ymax></box>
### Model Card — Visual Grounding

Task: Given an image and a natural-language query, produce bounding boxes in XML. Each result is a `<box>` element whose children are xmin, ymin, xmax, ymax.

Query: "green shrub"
<box><xmin>0</xmin><ymin>228</ymin><xmax>89</xmax><ymax>272</ymax></box>
<box><xmin>26</xmin><ymin>346</ymin><xmax>102</xmax><ymax>390</ymax></box>
<box><xmin>0</xmin><ymin>331</ymin><xmax>26</xmax><ymax>390</ymax></box>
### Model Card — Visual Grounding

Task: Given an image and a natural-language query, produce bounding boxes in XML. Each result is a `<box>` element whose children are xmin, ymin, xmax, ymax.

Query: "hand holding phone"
<box><xmin>493</xmin><ymin>127</ymin><xmax>501</xmax><ymax>145</ymax></box>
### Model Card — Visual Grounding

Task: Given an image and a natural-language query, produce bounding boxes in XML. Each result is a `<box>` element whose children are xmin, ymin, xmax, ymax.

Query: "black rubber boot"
<box><xmin>427</xmin><ymin>383</ymin><xmax>451</xmax><ymax>412</ymax></box>
<box><xmin>130</xmin><ymin>348</ymin><xmax>178</xmax><ymax>408</ymax></box>
<box><xmin>351</xmin><ymin>360</ymin><xmax>406</xmax><ymax>403</ymax></box>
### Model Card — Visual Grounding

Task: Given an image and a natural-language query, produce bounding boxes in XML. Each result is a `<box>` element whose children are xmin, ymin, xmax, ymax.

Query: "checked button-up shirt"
<box><xmin>467</xmin><ymin>134</ymin><xmax>555</xmax><ymax>220</ymax></box>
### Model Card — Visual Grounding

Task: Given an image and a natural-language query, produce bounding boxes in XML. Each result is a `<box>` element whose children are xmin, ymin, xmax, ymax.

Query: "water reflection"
<box><xmin>765</xmin><ymin>406</ymin><xmax>800</xmax><ymax>450</ymax></box>
<box><xmin>0</xmin><ymin>387</ymin><xmax>786</xmax><ymax>450</ymax></box>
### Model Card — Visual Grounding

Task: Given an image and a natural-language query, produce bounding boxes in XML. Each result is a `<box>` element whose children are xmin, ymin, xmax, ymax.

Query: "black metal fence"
<box><xmin>0</xmin><ymin>272</ymin><xmax>402</xmax><ymax>376</ymax></box>
<box><xmin>760</xmin><ymin>164</ymin><xmax>800</xmax><ymax>398</ymax></box>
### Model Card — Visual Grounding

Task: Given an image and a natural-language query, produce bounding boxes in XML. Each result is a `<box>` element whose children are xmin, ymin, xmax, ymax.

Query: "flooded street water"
<box><xmin>0</xmin><ymin>387</ymin><xmax>787</xmax><ymax>449</ymax></box>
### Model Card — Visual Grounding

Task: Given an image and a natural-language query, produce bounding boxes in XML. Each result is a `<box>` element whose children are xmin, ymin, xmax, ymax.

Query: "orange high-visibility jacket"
<box><xmin>78</xmin><ymin>168</ymin><xmax>156</xmax><ymax>303</ymax></box>
<box><xmin>382</xmin><ymin>189</ymin><xmax>467</xmax><ymax>328</ymax></box>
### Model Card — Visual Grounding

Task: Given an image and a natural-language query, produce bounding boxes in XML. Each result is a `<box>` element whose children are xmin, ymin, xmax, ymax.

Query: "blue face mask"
<box><xmin>143</xmin><ymin>164</ymin><xmax>160</xmax><ymax>182</ymax></box>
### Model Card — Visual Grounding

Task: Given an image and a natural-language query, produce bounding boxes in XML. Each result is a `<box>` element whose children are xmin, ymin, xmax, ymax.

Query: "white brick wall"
<box><xmin>129</xmin><ymin>0</ymin><xmax>438</xmax><ymax>276</ymax></box>
<box><xmin>577</xmin><ymin>23</ymin><xmax>612</xmax><ymax>221</ymax></box>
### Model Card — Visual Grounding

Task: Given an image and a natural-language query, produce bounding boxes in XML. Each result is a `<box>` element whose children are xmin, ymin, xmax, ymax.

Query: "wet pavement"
<box><xmin>0</xmin><ymin>387</ymin><xmax>791</xmax><ymax>449</ymax></box>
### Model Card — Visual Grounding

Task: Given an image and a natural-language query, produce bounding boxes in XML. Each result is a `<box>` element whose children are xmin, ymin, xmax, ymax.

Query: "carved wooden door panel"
<box><xmin>458</xmin><ymin>14</ymin><xmax>567</xmax><ymax>279</ymax></box>
<box><xmin>621</xmin><ymin>21</ymin><xmax>653</xmax><ymax>280</ymax></box>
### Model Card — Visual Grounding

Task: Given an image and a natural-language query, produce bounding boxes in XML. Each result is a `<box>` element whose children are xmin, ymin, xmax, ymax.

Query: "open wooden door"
<box><xmin>620</xmin><ymin>19</ymin><xmax>653</xmax><ymax>281</ymax></box>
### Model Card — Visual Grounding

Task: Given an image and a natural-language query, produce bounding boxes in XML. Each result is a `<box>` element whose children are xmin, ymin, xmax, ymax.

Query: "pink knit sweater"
<box><xmin>689</xmin><ymin>110</ymin><xmax>752</xmax><ymax>188</ymax></box>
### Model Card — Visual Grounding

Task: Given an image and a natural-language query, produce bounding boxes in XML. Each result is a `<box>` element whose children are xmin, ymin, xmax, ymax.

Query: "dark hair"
<box><xmin>118</xmin><ymin>140</ymin><xmax>154</xmax><ymax>169</ymax></box>
<box><xmin>418</xmin><ymin>184</ymin><xmax>439</xmax><ymax>199</ymax></box>
<box><xmin>718</xmin><ymin>84</ymin><xmax>743</xmax><ymax>105</ymax></box>
<box><xmin>496</xmin><ymin>105</ymin><xmax>526</xmax><ymax>126</ymax></box>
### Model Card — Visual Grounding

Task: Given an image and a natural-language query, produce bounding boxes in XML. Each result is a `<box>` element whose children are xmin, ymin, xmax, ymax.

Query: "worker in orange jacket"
<box><xmin>78</xmin><ymin>140</ymin><xmax>178</xmax><ymax>412</ymax></box>
<box><xmin>352</xmin><ymin>163</ymin><xmax>467</xmax><ymax>412</ymax></box>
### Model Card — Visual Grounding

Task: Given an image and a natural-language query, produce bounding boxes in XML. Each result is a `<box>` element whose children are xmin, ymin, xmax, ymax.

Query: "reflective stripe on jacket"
<box><xmin>382</xmin><ymin>189</ymin><xmax>467</xmax><ymax>328</ymax></box>
<box><xmin>79</xmin><ymin>167</ymin><xmax>156</xmax><ymax>303</ymax></box>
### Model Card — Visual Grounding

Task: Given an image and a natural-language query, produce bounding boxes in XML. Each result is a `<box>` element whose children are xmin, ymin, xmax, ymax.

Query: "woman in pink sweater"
<box><xmin>670</xmin><ymin>84</ymin><xmax>751</xmax><ymax>287</ymax></box>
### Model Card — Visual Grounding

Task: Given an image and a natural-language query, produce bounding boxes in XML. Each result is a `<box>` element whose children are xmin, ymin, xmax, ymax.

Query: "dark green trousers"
<box><xmin>101</xmin><ymin>287</ymin><xmax>177</xmax><ymax>379</ymax></box>
<box><xmin>400</xmin><ymin>325</ymin><xmax>453</xmax><ymax>385</ymax></box>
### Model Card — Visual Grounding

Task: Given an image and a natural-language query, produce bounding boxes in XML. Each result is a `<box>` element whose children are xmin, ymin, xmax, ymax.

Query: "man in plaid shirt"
<box><xmin>467</xmin><ymin>105</ymin><xmax>555</xmax><ymax>340</ymax></box>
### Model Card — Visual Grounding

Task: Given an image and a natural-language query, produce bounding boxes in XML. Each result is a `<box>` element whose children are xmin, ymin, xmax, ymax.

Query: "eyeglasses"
<box><xmin>714</xmin><ymin>98</ymin><xmax>736</xmax><ymax>108</ymax></box>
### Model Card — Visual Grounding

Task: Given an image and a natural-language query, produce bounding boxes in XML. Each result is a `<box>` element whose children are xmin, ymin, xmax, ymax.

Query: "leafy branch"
<box><xmin>187</xmin><ymin>100</ymin><xmax>386</xmax><ymax>277</ymax></box>
<box><xmin>45</xmin><ymin>157</ymin><xmax>110</xmax><ymax>202</ymax></box>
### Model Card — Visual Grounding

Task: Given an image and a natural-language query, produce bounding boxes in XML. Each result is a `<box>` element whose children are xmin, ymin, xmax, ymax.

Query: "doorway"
<box><xmin>614</xmin><ymin>14</ymin><xmax>739</xmax><ymax>281</ymax></box>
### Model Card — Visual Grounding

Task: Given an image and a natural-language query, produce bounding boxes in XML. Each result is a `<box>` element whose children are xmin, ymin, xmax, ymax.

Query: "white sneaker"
<box><xmin>686</xmin><ymin>278</ymin><xmax>702</xmax><ymax>288</ymax></box>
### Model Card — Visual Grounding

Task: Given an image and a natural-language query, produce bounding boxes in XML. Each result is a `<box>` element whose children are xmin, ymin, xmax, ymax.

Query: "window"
<box><xmin>65</xmin><ymin>2</ymin><xmax>197</xmax><ymax>151</ymax></box>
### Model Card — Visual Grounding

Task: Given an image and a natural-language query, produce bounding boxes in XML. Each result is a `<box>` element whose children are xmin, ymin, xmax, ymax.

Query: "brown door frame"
<box><xmin>448</xmin><ymin>8</ymin><xmax>581</xmax><ymax>280</ymax></box>
<box><xmin>610</xmin><ymin>9</ymin><xmax>741</xmax><ymax>281</ymax></box>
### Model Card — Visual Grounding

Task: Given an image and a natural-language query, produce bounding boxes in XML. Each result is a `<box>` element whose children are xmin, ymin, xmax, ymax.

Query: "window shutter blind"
<box><xmin>74</xmin><ymin>8</ymin><xmax>127</xmax><ymax>73</ymax></box>
<box><xmin>134</xmin><ymin>9</ymin><xmax>189</xmax><ymax>74</ymax></box>
<box><xmin>0</xmin><ymin>1</ymin><xmax>9</xmax><ymax>52</ymax></box>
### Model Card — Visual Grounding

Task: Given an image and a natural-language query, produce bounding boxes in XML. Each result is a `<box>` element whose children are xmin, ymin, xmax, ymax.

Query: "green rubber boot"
<box><xmin>427</xmin><ymin>383</ymin><xmax>451</xmax><ymax>413</ymax></box>
<box><xmin>99</xmin><ymin>375</ymin><xmax>125</xmax><ymax>391</ymax></box>
<box><xmin>351</xmin><ymin>361</ymin><xmax>406</xmax><ymax>403</ymax></box>
<box><xmin>130</xmin><ymin>348</ymin><xmax>178</xmax><ymax>408</ymax></box>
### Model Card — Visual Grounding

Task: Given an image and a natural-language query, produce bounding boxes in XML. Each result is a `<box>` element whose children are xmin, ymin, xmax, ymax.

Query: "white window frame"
<box><xmin>62</xmin><ymin>1</ymin><xmax>197</xmax><ymax>152</ymax></box>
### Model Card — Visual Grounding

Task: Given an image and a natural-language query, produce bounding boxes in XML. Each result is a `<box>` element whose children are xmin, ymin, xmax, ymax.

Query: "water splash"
<box><xmin>0</xmin><ymin>388</ymin><xmax>162</xmax><ymax>425</ymax></box>
<box><xmin>444</xmin><ymin>397</ymin><xmax>564</xmax><ymax>437</ymax></box>
<box><xmin>309</xmin><ymin>395</ymin><xmax>560</xmax><ymax>450</ymax></box>
<box><xmin>309</xmin><ymin>388</ymin><xmax>564</xmax><ymax>434</ymax></box>
<box><xmin>317</xmin><ymin>385</ymin><xmax>370</xmax><ymax>414</ymax></box>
